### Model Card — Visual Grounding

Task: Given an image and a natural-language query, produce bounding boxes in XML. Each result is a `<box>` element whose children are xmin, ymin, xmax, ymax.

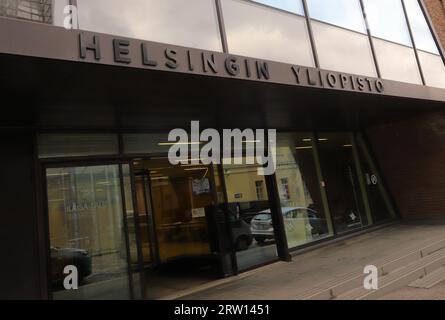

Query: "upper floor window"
<box><xmin>403</xmin><ymin>0</ymin><xmax>439</xmax><ymax>54</ymax></box>
<box><xmin>76</xmin><ymin>0</ymin><xmax>223</xmax><ymax>52</ymax></box>
<box><xmin>363</xmin><ymin>0</ymin><xmax>413</xmax><ymax>46</ymax></box>
<box><xmin>251</xmin><ymin>0</ymin><xmax>304</xmax><ymax>15</ymax></box>
<box><xmin>306</xmin><ymin>0</ymin><xmax>366</xmax><ymax>33</ymax></box>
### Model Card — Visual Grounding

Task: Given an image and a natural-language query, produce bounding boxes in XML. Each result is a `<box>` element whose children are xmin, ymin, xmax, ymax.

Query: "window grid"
<box><xmin>0</xmin><ymin>0</ymin><xmax>444</xmax><ymax>87</ymax></box>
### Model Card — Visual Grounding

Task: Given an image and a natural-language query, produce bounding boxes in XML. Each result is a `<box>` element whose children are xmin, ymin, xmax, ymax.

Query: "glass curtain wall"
<box><xmin>307</xmin><ymin>0</ymin><xmax>377</xmax><ymax>76</ymax></box>
<box><xmin>275</xmin><ymin>133</ymin><xmax>333</xmax><ymax>249</ymax></box>
<box><xmin>76</xmin><ymin>0</ymin><xmax>223</xmax><ymax>51</ymax></box>
<box><xmin>222</xmin><ymin>136</ymin><xmax>279</xmax><ymax>271</ymax></box>
<box><xmin>47</xmin><ymin>164</ymin><xmax>135</xmax><ymax>300</ymax></box>
<box><xmin>316</xmin><ymin>133</ymin><xmax>371</xmax><ymax>234</ymax></box>
<box><xmin>221</xmin><ymin>0</ymin><xmax>314</xmax><ymax>66</ymax></box>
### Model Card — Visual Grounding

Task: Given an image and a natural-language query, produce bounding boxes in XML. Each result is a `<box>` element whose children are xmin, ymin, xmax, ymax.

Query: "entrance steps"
<box><xmin>295</xmin><ymin>235</ymin><xmax>445</xmax><ymax>300</ymax></box>
<box><xmin>409</xmin><ymin>266</ymin><xmax>445</xmax><ymax>289</ymax></box>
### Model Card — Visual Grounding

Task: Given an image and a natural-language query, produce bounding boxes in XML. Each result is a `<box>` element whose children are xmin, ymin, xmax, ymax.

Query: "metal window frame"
<box><xmin>417</xmin><ymin>0</ymin><xmax>445</xmax><ymax>65</ymax></box>
<box><xmin>401</xmin><ymin>0</ymin><xmax>427</xmax><ymax>85</ymax></box>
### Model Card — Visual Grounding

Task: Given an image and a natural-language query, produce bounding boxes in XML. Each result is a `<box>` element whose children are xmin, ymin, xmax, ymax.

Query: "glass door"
<box><xmin>45</xmin><ymin>163</ymin><xmax>142</xmax><ymax>300</ymax></box>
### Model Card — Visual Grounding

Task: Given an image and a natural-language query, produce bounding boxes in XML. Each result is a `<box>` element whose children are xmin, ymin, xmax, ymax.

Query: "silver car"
<box><xmin>250</xmin><ymin>207</ymin><xmax>325</xmax><ymax>243</ymax></box>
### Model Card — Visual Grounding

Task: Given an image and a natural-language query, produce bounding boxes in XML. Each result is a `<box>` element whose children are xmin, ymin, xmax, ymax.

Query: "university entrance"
<box><xmin>41</xmin><ymin>131</ymin><xmax>397</xmax><ymax>300</ymax></box>
<box><xmin>45</xmin><ymin>157</ymin><xmax>231</xmax><ymax>300</ymax></box>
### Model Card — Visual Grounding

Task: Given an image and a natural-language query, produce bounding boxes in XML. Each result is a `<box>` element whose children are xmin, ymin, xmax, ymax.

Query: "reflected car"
<box><xmin>230</xmin><ymin>218</ymin><xmax>253</xmax><ymax>251</ymax></box>
<box><xmin>51</xmin><ymin>247</ymin><xmax>92</xmax><ymax>285</ymax></box>
<box><xmin>250</xmin><ymin>207</ymin><xmax>326</xmax><ymax>244</ymax></box>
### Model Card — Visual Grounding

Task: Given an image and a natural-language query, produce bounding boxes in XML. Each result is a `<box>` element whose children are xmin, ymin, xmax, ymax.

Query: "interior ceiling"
<box><xmin>1</xmin><ymin>53</ymin><xmax>444</xmax><ymax>132</ymax></box>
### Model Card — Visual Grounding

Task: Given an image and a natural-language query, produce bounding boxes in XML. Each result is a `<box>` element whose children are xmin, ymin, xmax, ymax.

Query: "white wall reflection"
<box><xmin>222</xmin><ymin>0</ymin><xmax>314</xmax><ymax>66</ymax></box>
<box><xmin>77</xmin><ymin>0</ymin><xmax>222</xmax><ymax>51</ymax></box>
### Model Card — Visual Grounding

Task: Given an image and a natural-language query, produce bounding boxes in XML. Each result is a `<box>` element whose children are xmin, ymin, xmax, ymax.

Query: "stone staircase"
<box><xmin>295</xmin><ymin>235</ymin><xmax>445</xmax><ymax>300</ymax></box>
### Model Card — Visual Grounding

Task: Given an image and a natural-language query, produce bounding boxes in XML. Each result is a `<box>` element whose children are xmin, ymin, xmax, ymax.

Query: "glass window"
<box><xmin>404</xmin><ymin>0</ymin><xmax>439</xmax><ymax>54</ymax></box>
<box><xmin>355</xmin><ymin>135</ymin><xmax>396</xmax><ymax>223</ymax></box>
<box><xmin>38</xmin><ymin>134</ymin><xmax>119</xmax><ymax>158</ymax></box>
<box><xmin>307</xmin><ymin>0</ymin><xmax>366</xmax><ymax>33</ymax></box>
<box><xmin>123</xmin><ymin>133</ymin><xmax>172</xmax><ymax>155</ymax></box>
<box><xmin>47</xmin><ymin>165</ymin><xmax>133</xmax><ymax>299</ymax></box>
<box><xmin>251</xmin><ymin>0</ymin><xmax>304</xmax><ymax>15</ymax></box>
<box><xmin>317</xmin><ymin>133</ymin><xmax>369</xmax><ymax>234</ymax></box>
<box><xmin>311</xmin><ymin>21</ymin><xmax>377</xmax><ymax>77</ymax></box>
<box><xmin>223</xmin><ymin>158</ymin><xmax>278</xmax><ymax>271</ymax></box>
<box><xmin>418</xmin><ymin>50</ymin><xmax>445</xmax><ymax>89</ymax></box>
<box><xmin>372</xmin><ymin>37</ymin><xmax>422</xmax><ymax>84</ymax></box>
<box><xmin>363</xmin><ymin>0</ymin><xmax>412</xmax><ymax>46</ymax></box>
<box><xmin>0</xmin><ymin>0</ymin><xmax>68</xmax><ymax>26</ymax></box>
<box><xmin>275</xmin><ymin>133</ymin><xmax>333</xmax><ymax>250</ymax></box>
<box><xmin>77</xmin><ymin>0</ymin><xmax>222</xmax><ymax>51</ymax></box>
<box><xmin>221</xmin><ymin>0</ymin><xmax>314</xmax><ymax>66</ymax></box>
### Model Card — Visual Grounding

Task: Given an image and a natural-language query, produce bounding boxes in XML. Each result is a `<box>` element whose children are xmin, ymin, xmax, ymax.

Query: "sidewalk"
<box><xmin>179</xmin><ymin>221</ymin><xmax>445</xmax><ymax>300</ymax></box>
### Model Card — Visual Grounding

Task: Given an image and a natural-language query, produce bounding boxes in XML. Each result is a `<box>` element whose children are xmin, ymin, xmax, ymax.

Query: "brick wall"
<box><xmin>423</xmin><ymin>0</ymin><xmax>445</xmax><ymax>49</ymax></box>
<box><xmin>367</xmin><ymin>112</ymin><xmax>445</xmax><ymax>220</ymax></box>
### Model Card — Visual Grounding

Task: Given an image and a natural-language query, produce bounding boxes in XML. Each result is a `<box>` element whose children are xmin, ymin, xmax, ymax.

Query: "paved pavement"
<box><xmin>181</xmin><ymin>221</ymin><xmax>445</xmax><ymax>300</ymax></box>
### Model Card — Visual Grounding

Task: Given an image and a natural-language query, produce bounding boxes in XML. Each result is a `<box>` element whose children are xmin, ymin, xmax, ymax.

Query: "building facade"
<box><xmin>0</xmin><ymin>0</ymin><xmax>445</xmax><ymax>300</ymax></box>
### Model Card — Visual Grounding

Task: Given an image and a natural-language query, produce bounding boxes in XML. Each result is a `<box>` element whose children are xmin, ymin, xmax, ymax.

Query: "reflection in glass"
<box><xmin>221</xmin><ymin>0</ymin><xmax>314</xmax><ymax>65</ymax></box>
<box><xmin>418</xmin><ymin>51</ymin><xmax>445</xmax><ymax>89</ymax></box>
<box><xmin>355</xmin><ymin>135</ymin><xmax>396</xmax><ymax>223</ymax></box>
<box><xmin>317</xmin><ymin>134</ymin><xmax>368</xmax><ymax>234</ymax></box>
<box><xmin>251</xmin><ymin>0</ymin><xmax>304</xmax><ymax>15</ymax></box>
<box><xmin>363</xmin><ymin>0</ymin><xmax>412</xmax><ymax>46</ymax></box>
<box><xmin>307</xmin><ymin>0</ymin><xmax>366</xmax><ymax>33</ymax></box>
<box><xmin>311</xmin><ymin>21</ymin><xmax>377</xmax><ymax>76</ymax></box>
<box><xmin>404</xmin><ymin>0</ymin><xmax>439</xmax><ymax>54</ymax></box>
<box><xmin>47</xmin><ymin>165</ymin><xmax>132</xmax><ymax>299</ymax></box>
<box><xmin>38</xmin><ymin>134</ymin><xmax>119</xmax><ymax>158</ymax></box>
<box><xmin>77</xmin><ymin>0</ymin><xmax>222</xmax><ymax>51</ymax></box>
<box><xmin>0</xmin><ymin>0</ymin><xmax>68</xmax><ymax>26</ymax></box>
<box><xmin>132</xmin><ymin>159</ymin><xmax>222</xmax><ymax>299</ymax></box>
<box><xmin>123</xmin><ymin>133</ymin><xmax>172</xmax><ymax>155</ymax></box>
<box><xmin>223</xmin><ymin>156</ymin><xmax>278</xmax><ymax>271</ymax></box>
<box><xmin>373</xmin><ymin>38</ymin><xmax>422</xmax><ymax>84</ymax></box>
<box><xmin>275</xmin><ymin>133</ymin><xmax>333</xmax><ymax>249</ymax></box>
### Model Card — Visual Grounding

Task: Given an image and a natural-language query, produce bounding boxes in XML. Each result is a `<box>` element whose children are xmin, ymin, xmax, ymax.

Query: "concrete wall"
<box><xmin>366</xmin><ymin>112</ymin><xmax>445</xmax><ymax>221</ymax></box>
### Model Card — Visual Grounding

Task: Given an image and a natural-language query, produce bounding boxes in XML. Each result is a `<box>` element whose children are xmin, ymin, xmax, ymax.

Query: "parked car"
<box><xmin>230</xmin><ymin>218</ymin><xmax>253</xmax><ymax>251</ymax></box>
<box><xmin>250</xmin><ymin>207</ymin><xmax>327</xmax><ymax>244</ymax></box>
<box><xmin>226</xmin><ymin>203</ymin><xmax>254</xmax><ymax>251</ymax></box>
<box><xmin>50</xmin><ymin>247</ymin><xmax>92</xmax><ymax>285</ymax></box>
<box><xmin>236</xmin><ymin>201</ymin><xmax>270</xmax><ymax>224</ymax></box>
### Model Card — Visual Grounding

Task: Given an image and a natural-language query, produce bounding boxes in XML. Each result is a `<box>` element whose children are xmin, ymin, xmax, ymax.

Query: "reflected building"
<box><xmin>1</xmin><ymin>0</ymin><xmax>445</xmax><ymax>300</ymax></box>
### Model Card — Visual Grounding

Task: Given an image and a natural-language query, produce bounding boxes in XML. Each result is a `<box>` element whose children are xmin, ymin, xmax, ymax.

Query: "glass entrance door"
<box><xmin>45</xmin><ymin>163</ymin><xmax>140</xmax><ymax>300</ymax></box>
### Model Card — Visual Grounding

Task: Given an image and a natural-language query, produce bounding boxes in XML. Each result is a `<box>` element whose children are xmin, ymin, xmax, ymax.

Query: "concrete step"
<box><xmin>335</xmin><ymin>248</ymin><xmax>445</xmax><ymax>300</ymax></box>
<box><xmin>296</xmin><ymin>236</ymin><xmax>445</xmax><ymax>300</ymax></box>
<box><xmin>409</xmin><ymin>266</ymin><xmax>445</xmax><ymax>289</ymax></box>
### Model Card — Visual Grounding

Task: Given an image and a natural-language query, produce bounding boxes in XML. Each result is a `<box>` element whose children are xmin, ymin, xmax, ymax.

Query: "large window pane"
<box><xmin>404</xmin><ymin>0</ymin><xmax>439</xmax><ymax>54</ymax></box>
<box><xmin>355</xmin><ymin>135</ymin><xmax>396</xmax><ymax>224</ymax></box>
<box><xmin>123</xmin><ymin>133</ymin><xmax>172</xmax><ymax>155</ymax></box>
<box><xmin>311</xmin><ymin>21</ymin><xmax>377</xmax><ymax>77</ymax></box>
<box><xmin>223</xmin><ymin>159</ymin><xmax>278</xmax><ymax>271</ymax></box>
<box><xmin>418</xmin><ymin>50</ymin><xmax>445</xmax><ymax>89</ymax></box>
<box><xmin>307</xmin><ymin>0</ymin><xmax>366</xmax><ymax>33</ymax></box>
<box><xmin>373</xmin><ymin>38</ymin><xmax>422</xmax><ymax>84</ymax></box>
<box><xmin>275</xmin><ymin>133</ymin><xmax>333</xmax><ymax>249</ymax></box>
<box><xmin>363</xmin><ymin>0</ymin><xmax>412</xmax><ymax>46</ymax></box>
<box><xmin>0</xmin><ymin>0</ymin><xmax>68</xmax><ymax>26</ymax></box>
<box><xmin>47</xmin><ymin>165</ymin><xmax>132</xmax><ymax>299</ymax></box>
<box><xmin>252</xmin><ymin>0</ymin><xmax>304</xmax><ymax>15</ymax></box>
<box><xmin>221</xmin><ymin>0</ymin><xmax>314</xmax><ymax>66</ymax></box>
<box><xmin>77</xmin><ymin>0</ymin><xmax>222</xmax><ymax>51</ymax></box>
<box><xmin>318</xmin><ymin>133</ymin><xmax>369</xmax><ymax>234</ymax></box>
<box><xmin>38</xmin><ymin>134</ymin><xmax>119</xmax><ymax>158</ymax></box>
